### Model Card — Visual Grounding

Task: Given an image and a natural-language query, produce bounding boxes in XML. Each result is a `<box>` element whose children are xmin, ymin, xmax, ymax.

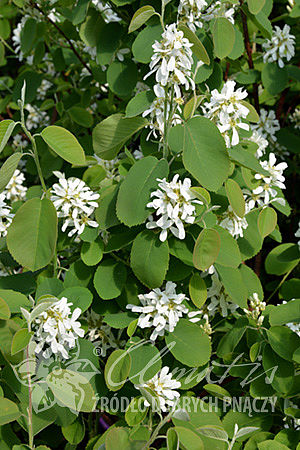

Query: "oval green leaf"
<box><xmin>193</xmin><ymin>228</ymin><xmax>221</xmax><ymax>271</ymax></box>
<box><xmin>41</xmin><ymin>125</ymin><xmax>86</xmax><ymax>165</ymax></box>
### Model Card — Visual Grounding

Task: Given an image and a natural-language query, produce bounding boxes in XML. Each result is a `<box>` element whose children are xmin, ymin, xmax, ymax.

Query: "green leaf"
<box><xmin>190</xmin><ymin>187</ymin><xmax>211</xmax><ymax>205</ymax></box>
<box><xmin>93</xmin><ymin>114</ymin><xmax>147</xmax><ymax>160</ymax></box>
<box><xmin>95</xmin><ymin>184</ymin><xmax>120</xmax><ymax>230</ymax></box>
<box><xmin>178</xmin><ymin>24</ymin><xmax>210</xmax><ymax>64</ymax></box>
<box><xmin>104</xmin><ymin>312</ymin><xmax>136</xmax><ymax>329</ymax></box>
<box><xmin>262</xmin><ymin>63</ymin><xmax>288</xmax><ymax>95</ymax></box>
<box><xmin>0</xmin><ymin>398</ymin><xmax>20</xmax><ymax>426</ymax></box>
<box><xmin>128</xmin><ymin>342</ymin><xmax>162</xmax><ymax>384</ymax></box>
<box><xmin>239</xmin><ymin>264</ymin><xmax>264</xmax><ymax>299</ymax></box>
<box><xmin>258</xmin><ymin>207</ymin><xmax>277</xmax><ymax>238</ymax></box>
<box><xmin>167</xmin><ymin>428</ymin><xmax>179</xmax><ymax>450</ymax></box>
<box><xmin>11</xmin><ymin>328</ymin><xmax>32</xmax><ymax>355</ymax></box>
<box><xmin>41</xmin><ymin>126</ymin><xmax>86</xmax><ymax>165</ymax></box>
<box><xmin>269</xmin><ymin>299</ymin><xmax>300</xmax><ymax>326</ymax></box>
<box><xmin>238</xmin><ymin>209</ymin><xmax>263</xmax><ymax>260</ymax></box>
<box><xmin>182</xmin><ymin>117</ymin><xmax>230</xmax><ymax>191</ymax></box>
<box><xmin>193</xmin><ymin>228</ymin><xmax>221</xmax><ymax>271</ymax></box>
<box><xmin>20</xmin><ymin>18</ymin><xmax>37</xmax><ymax>54</ymax></box>
<box><xmin>81</xmin><ymin>237</ymin><xmax>104</xmax><ymax>266</ymax></box>
<box><xmin>247</xmin><ymin>0</ymin><xmax>265</xmax><ymax>14</ymax></box>
<box><xmin>267</xmin><ymin>326</ymin><xmax>300</xmax><ymax>362</ymax></box>
<box><xmin>95</xmin><ymin>22</ymin><xmax>122</xmax><ymax>65</ymax></box>
<box><xmin>265</xmin><ymin>243</ymin><xmax>299</xmax><ymax>275</ymax></box>
<box><xmin>175</xmin><ymin>427</ymin><xmax>204</xmax><ymax>450</ymax></box>
<box><xmin>241</xmin><ymin>100</ymin><xmax>260</xmax><ymax>123</ymax></box>
<box><xmin>225</xmin><ymin>179</ymin><xmax>245</xmax><ymax>218</ymax></box>
<box><xmin>7</xmin><ymin>198</ymin><xmax>58</xmax><ymax>271</ymax></box>
<box><xmin>212</xmin><ymin>18</ymin><xmax>235</xmax><ymax>59</ymax></box>
<box><xmin>262</xmin><ymin>345</ymin><xmax>294</xmax><ymax>394</ymax></box>
<box><xmin>214</xmin><ymin>226</ymin><xmax>242</xmax><ymax>268</ymax></box>
<box><xmin>258</xmin><ymin>441</ymin><xmax>290</xmax><ymax>450</ymax></box>
<box><xmin>189</xmin><ymin>273</ymin><xmax>207</xmax><ymax>308</ymax></box>
<box><xmin>58</xmin><ymin>286</ymin><xmax>93</xmax><ymax>313</ymax></box>
<box><xmin>204</xmin><ymin>384</ymin><xmax>231</xmax><ymax>400</ymax></box>
<box><xmin>129</xmin><ymin>6</ymin><xmax>156</xmax><ymax>33</ymax></box>
<box><xmin>105</xmin><ymin>427</ymin><xmax>131</xmax><ymax>450</ymax></box>
<box><xmin>94</xmin><ymin>259</ymin><xmax>127</xmax><ymax>299</ymax></box>
<box><xmin>217</xmin><ymin>317</ymin><xmax>248</xmax><ymax>358</ymax></box>
<box><xmin>0</xmin><ymin>289</ymin><xmax>32</xmax><ymax>314</ymax></box>
<box><xmin>215</xmin><ymin>264</ymin><xmax>248</xmax><ymax>308</ymax></box>
<box><xmin>165</xmin><ymin>319</ymin><xmax>211</xmax><ymax>367</ymax></box>
<box><xmin>125</xmin><ymin>90</ymin><xmax>155</xmax><ymax>118</ymax></box>
<box><xmin>229</xmin><ymin>145</ymin><xmax>268</xmax><ymax>175</ymax></box>
<box><xmin>47</xmin><ymin>369</ymin><xmax>97</xmax><ymax>412</ymax></box>
<box><xmin>68</xmin><ymin>106</ymin><xmax>93</xmax><ymax>128</ymax></box>
<box><xmin>130</xmin><ymin>230</ymin><xmax>169</xmax><ymax>288</ymax></box>
<box><xmin>0</xmin><ymin>296</ymin><xmax>10</xmax><ymax>319</ymax></box>
<box><xmin>132</xmin><ymin>24</ymin><xmax>163</xmax><ymax>63</ymax></box>
<box><xmin>125</xmin><ymin>397</ymin><xmax>147</xmax><ymax>426</ymax></box>
<box><xmin>107</xmin><ymin>60</ymin><xmax>138</xmax><ymax>98</ymax></box>
<box><xmin>62</xmin><ymin>418</ymin><xmax>85</xmax><ymax>445</ymax></box>
<box><xmin>0</xmin><ymin>153</ymin><xmax>23</xmax><ymax>193</ymax></box>
<box><xmin>0</xmin><ymin>119</ymin><xmax>17</xmax><ymax>153</ymax></box>
<box><xmin>117</xmin><ymin>156</ymin><xmax>168</xmax><ymax>226</ymax></box>
<box><xmin>104</xmin><ymin>349</ymin><xmax>131</xmax><ymax>391</ymax></box>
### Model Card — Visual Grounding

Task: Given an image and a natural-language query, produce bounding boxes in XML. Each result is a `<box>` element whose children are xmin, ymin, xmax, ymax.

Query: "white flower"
<box><xmin>252</xmin><ymin>109</ymin><xmax>280</xmax><ymax>141</ymax></box>
<box><xmin>12</xmin><ymin>133</ymin><xmax>28</xmax><ymax>150</ymax></box>
<box><xmin>290</xmin><ymin>108</ymin><xmax>300</xmax><ymax>130</ymax></box>
<box><xmin>126</xmin><ymin>282</ymin><xmax>189</xmax><ymax>341</ymax></box>
<box><xmin>219</xmin><ymin>205</ymin><xmax>248</xmax><ymax>238</ymax></box>
<box><xmin>287</xmin><ymin>0</ymin><xmax>295</xmax><ymax>12</ymax></box>
<box><xmin>25</xmin><ymin>104</ymin><xmax>49</xmax><ymax>130</ymax></box>
<box><xmin>135</xmin><ymin>366</ymin><xmax>181</xmax><ymax>412</ymax></box>
<box><xmin>37</xmin><ymin>79</ymin><xmax>52</xmax><ymax>100</ymax></box>
<box><xmin>243</xmin><ymin>293</ymin><xmax>265</xmax><ymax>326</ymax></box>
<box><xmin>253</xmin><ymin>153</ymin><xmax>288</xmax><ymax>205</ymax></box>
<box><xmin>178</xmin><ymin>0</ymin><xmax>208</xmax><ymax>32</ymax></box>
<box><xmin>295</xmin><ymin>222</ymin><xmax>300</xmax><ymax>250</ymax></box>
<box><xmin>263</xmin><ymin>25</ymin><xmax>295</xmax><ymax>68</ymax></box>
<box><xmin>133</xmin><ymin>149</ymin><xmax>144</xmax><ymax>160</ymax></box>
<box><xmin>93</xmin><ymin>154</ymin><xmax>120</xmax><ymax>180</ymax></box>
<box><xmin>286</xmin><ymin>321</ymin><xmax>300</xmax><ymax>337</ymax></box>
<box><xmin>91</xmin><ymin>0</ymin><xmax>121</xmax><ymax>22</ymax></box>
<box><xmin>146</xmin><ymin>175</ymin><xmax>202</xmax><ymax>242</ymax></box>
<box><xmin>145</xmin><ymin>23</ymin><xmax>194</xmax><ymax>98</ymax></box>
<box><xmin>51</xmin><ymin>171</ymin><xmax>100</xmax><ymax>237</ymax></box>
<box><xmin>0</xmin><ymin>193</ymin><xmax>14</xmax><ymax>237</ymax></box>
<box><xmin>206</xmin><ymin>273</ymin><xmax>239</xmax><ymax>317</ymax></box>
<box><xmin>188</xmin><ymin>311</ymin><xmax>213</xmax><ymax>334</ymax></box>
<box><xmin>202</xmin><ymin>1</ymin><xmax>237</xmax><ymax>24</ymax></box>
<box><xmin>143</xmin><ymin>84</ymin><xmax>182</xmax><ymax>139</ymax></box>
<box><xmin>33</xmin><ymin>297</ymin><xmax>85</xmax><ymax>359</ymax></box>
<box><xmin>203</xmin><ymin>80</ymin><xmax>250</xmax><ymax>147</ymax></box>
<box><xmin>3</xmin><ymin>169</ymin><xmax>27</xmax><ymax>202</ymax></box>
<box><xmin>248</xmin><ymin>130</ymin><xmax>268</xmax><ymax>158</ymax></box>
<box><xmin>85</xmin><ymin>311</ymin><xmax>124</xmax><ymax>357</ymax></box>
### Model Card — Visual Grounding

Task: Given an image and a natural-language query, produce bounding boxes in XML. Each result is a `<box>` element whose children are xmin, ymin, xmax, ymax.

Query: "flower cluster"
<box><xmin>202</xmin><ymin>1</ymin><xmax>237</xmax><ymax>24</ymax></box>
<box><xmin>205</xmin><ymin>273</ymin><xmax>239</xmax><ymax>317</ymax></box>
<box><xmin>248</xmin><ymin>130</ymin><xmax>268</xmax><ymax>158</ymax></box>
<box><xmin>262</xmin><ymin>25</ymin><xmax>295</xmax><ymax>68</ymax></box>
<box><xmin>243</xmin><ymin>293</ymin><xmax>266</xmax><ymax>326</ymax></box>
<box><xmin>142</xmin><ymin>84</ymin><xmax>182</xmax><ymax>138</ymax></box>
<box><xmin>50</xmin><ymin>171</ymin><xmax>100</xmax><ymax>237</ymax></box>
<box><xmin>135</xmin><ymin>366</ymin><xmax>181</xmax><ymax>412</ymax></box>
<box><xmin>178</xmin><ymin>0</ymin><xmax>208</xmax><ymax>32</ymax></box>
<box><xmin>203</xmin><ymin>80</ymin><xmax>250</xmax><ymax>147</ymax></box>
<box><xmin>251</xmin><ymin>153</ymin><xmax>287</xmax><ymax>206</ymax></box>
<box><xmin>252</xmin><ymin>109</ymin><xmax>280</xmax><ymax>141</ymax></box>
<box><xmin>33</xmin><ymin>297</ymin><xmax>85</xmax><ymax>359</ymax></box>
<box><xmin>146</xmin><ymin>175</ymin><xmax>202</xmax><ymax>242</ymax></box>
<box><xmin>290</xmin><ymin>108</ymin><xmax>300</xmax><ymax>130</ymax></box>
<box><xmin>37</xmin><ymin>79</ymin><xmax>52</xmax><ymax>100</ymax></box>
<box><xmin>146</xmin><ymin>23</ymin><xmax>194</xmax><ymax>97</ymax></box>
<box><xmin>25</xmin><ymin>104</ymin><xmax>49</xmax><ymax>130</ymax></box>
<box><xmin>85</xmin><ymin>311</ymin><xmax>124</xmax><ymax>357</ymax></box>
<box><xmin>127</xmin><ymin>282</ymin><xmax>189</xmax><ymax>341</ymax></box>
<box><xmin>0</xmin><ymin>193</ymin><xmax>14</xmax><ymax>238</ymax></box>
<box><xmin>144</xmin><ymin>23</ymin><xmax>194</xmax><ymax>138</ymax></box>
<box><xmin>3</xmin><ymin>169</ymin><xmax>27</xmax><ymax>202</ymax></box>
<box><xmin>219</xmin><ymin>205</ymin><xmax>248</xmax><ymax>238</ymax></box>
<box><xmin>91</xmin><ymin>0</ymin><xmax>121</xmax><ymax>22</ymax></box>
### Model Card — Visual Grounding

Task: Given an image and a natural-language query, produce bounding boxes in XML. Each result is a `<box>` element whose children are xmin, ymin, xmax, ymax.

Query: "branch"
<box><xmin>239</xmin><ymin>2</ymin><xmax>260</xmax><ymax>114</ymax></box>
<box><xmin>31</xmin><ymin>2</ymin><xmax>93</xmax><ymax>75</ymax></box>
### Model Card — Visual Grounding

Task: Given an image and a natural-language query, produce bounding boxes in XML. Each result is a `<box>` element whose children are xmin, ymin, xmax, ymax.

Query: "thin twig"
<box><xmin>31</xmin><ymin>2</ymin><xmax>92</xmax><ymax>75</ymax></box>
<box><xmin>239</xmin><ymin>1</ymin><xmax>260</xmax><ymax>114</ymax></box>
